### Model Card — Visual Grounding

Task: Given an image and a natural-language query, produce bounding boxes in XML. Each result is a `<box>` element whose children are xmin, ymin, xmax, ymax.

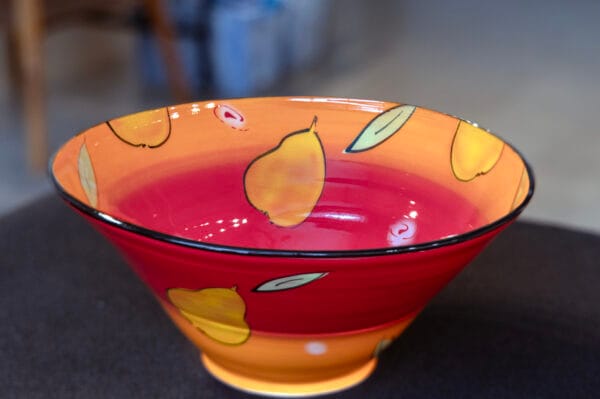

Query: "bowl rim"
<box><xmin>49</xmin><ymin>96</ymin><xmax>535</xmax><ymax>258</ymax></box>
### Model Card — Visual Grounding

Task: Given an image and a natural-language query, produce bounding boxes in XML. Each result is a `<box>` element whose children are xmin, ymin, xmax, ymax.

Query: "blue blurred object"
<box><xmin>281</xmin><ymin>0</ymin><xmax>332</xmax><ymax>71</ymax></box>
<box><xmin>137</xmin><ymin>0</ymin><xmax>209</xmax><ymax>94</ymax></box>
<box><xmin>210</xmin><ymin>0</ymin><xmax>287</xmax><ymax>97</ymax></box>
<box><xmin>137</xmin><ymin>0</ymin><xmax>333</xmax><ymax>97</ymax></box>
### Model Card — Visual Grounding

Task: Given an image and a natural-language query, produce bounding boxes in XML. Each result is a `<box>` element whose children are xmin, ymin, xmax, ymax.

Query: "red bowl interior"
<box><xmin>52</xmin><ymin>97</ymin><xmax>533</xmax><ymax>256</ymax></box>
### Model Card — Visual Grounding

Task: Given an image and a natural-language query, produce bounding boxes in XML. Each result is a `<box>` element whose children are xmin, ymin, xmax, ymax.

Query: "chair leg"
<box><xmin>13</xmin><ymin>0</ymin><xmax>48</xmax><ymax>172</ymax></box>
<box><xmin>5</xmin><ymin>5</ymin><xmax>22</xmax><ymax>101</ymax></box>
<box><xmin>142</xmin><ymin>0</ymin><xmax>192</xmax><ymax>103</ymax></box>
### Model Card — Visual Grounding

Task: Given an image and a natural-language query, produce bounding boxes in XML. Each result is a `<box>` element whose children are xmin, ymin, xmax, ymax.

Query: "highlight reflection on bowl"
<box><xmin>51</xmin><ymin>97</ymin><xmax>533</xmax><ymax>397</ymax></box>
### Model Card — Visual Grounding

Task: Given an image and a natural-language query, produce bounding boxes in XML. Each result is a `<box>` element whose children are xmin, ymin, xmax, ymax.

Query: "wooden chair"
<box><xmin>4</xmin><ymin>0</ymin><xmax>192</xmax><ymax>172</ymax></box>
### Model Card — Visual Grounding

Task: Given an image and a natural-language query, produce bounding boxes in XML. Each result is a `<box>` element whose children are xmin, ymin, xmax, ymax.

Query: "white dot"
<box><xmin>170</xmin><ymin>111</ymin><xmax>180</xmax><ymax>119</ymax></box>
<box><xmin>409</xmin><ymin>210</ymin><xmax>418</xmax><ymax>219</ymax></box>
<box><xmin>305</xmin><ymin>341</ymin><xmax>327</xmax><ymax>355</ymax></box>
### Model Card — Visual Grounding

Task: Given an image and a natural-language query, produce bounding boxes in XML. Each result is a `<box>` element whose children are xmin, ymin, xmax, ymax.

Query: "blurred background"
<box><xmin>1</xmin><ymin>0</ymin><xmax>599</xmax><ymax>233</ymax></box>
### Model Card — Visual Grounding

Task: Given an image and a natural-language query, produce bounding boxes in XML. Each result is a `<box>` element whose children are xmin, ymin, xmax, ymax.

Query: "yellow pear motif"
<box><xmin>167</xmin><ymin>287</ymin><xmax>250</xmax><ymax>345</ymax></box>
<box><xmin>244</xmin><ymin>117</ymin><xmax>326</xmax><ymax>227</ymax></box>
<box><xmin>451</xmin><ymin>121</ymin><xmax>504</xmax><ymax>181</ymax></box>
<box><xmin>107</xmin><ymin>108</ymin><xmax>171</xmax><ymax>148</ymax></box>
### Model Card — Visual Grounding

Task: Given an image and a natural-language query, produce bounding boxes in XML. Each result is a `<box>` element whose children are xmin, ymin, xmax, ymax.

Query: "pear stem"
<box><xmin>309</xmin><ymin>116</ymin><xmax>318</xmax><ymax>134</ymax></box>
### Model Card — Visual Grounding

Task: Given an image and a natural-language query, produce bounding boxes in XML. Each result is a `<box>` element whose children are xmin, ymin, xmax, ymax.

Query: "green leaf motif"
<box><xmin>253</xmin><ymin>272</ymin><xmax>328</xmax><ymax>292</ymax></box>
<box><xmin>78</xmin><ymin>142</ymin><xmax>98</xmax><ymax>207</ymax></box>
<box><xmin>345</xmin><ymin>104</ymin><xmax>416</xmax><ymax>153</ymax></box>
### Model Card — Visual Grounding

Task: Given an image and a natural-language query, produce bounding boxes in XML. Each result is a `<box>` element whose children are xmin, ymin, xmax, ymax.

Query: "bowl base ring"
<box><xmin>201</xmin><ymin>353</ymin><xmax>377</xmax><ymax>397</ymax></box>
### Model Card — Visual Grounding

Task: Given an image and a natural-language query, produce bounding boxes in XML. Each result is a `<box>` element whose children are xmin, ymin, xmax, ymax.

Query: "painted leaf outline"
<box><xmin>78</xmin><ymin>142</ymin><xmax>98</xmax><ymax>207</ymax></box>
<box><xmin>345</xmin><ymin>104</ymin><xmax>416</xmax><ymax>153</ymax></box>
<box><xmin>510</xmin><ymin>167</ymin><xmax>529</xmax><ymax>211</ymax></box>
<box><xmin>253</xmin><ymin>272</ymin><xmax>327</xmax><ymax>292</ymax></box>
<box><xmin>373</xmin><ymin>338</ymin><xmax>393</xmax><ymax>358</ymax></box>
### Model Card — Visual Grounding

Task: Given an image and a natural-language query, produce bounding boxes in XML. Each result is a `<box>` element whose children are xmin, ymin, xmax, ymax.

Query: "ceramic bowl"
<box><xmin>51</xmin><ymin>97</ymin><xmax>534</xmax><ymax>397</ymax></box>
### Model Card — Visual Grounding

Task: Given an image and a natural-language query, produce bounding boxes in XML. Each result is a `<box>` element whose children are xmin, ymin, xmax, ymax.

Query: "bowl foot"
<box><xmin>201</xmin><ymin>353</ymin><xmax>377</xmax><ymax>397</ymax></box>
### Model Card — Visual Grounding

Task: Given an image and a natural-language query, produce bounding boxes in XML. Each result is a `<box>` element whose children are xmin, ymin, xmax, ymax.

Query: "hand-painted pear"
<box><xmin>244</xmin><ymin>117</ymin><xmax>326</xmax><ymax>227</ymax></box>
<box><xmin>168</xmin><ymin>287</ymin><xmax>250</xmax><ymax>345</ymax></box>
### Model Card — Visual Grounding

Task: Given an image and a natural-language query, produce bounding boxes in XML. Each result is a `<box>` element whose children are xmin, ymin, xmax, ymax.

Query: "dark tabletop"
<box><xmin>1</xmin><ymin>194</ymin><xmax>599</xmax><ymax>398</ymax></box>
